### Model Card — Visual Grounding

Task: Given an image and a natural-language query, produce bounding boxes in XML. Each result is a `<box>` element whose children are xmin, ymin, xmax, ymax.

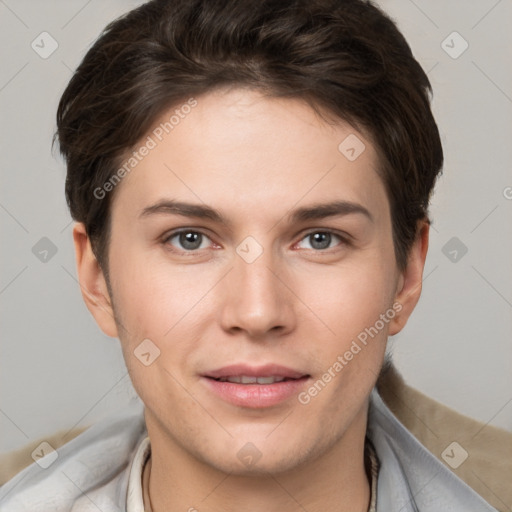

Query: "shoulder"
<box><xmin>0</xmin><ymin>399</ymin><xmax>146</xmax><ymax>512</ymax></box>
<box><xmin>370</xmin><ymin>363</ymin><xmax>511</xmax><ymax>512</ymax></box>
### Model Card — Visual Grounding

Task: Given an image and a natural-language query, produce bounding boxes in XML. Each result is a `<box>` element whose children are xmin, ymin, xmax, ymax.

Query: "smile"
<box><xmin>213</xmin><ymin>375</ymin><xmax>293</xmax><ymax>384</ymax></box>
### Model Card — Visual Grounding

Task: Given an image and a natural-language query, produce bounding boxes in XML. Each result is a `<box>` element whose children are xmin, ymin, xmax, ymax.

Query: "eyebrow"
<box><xmin>138</xmin><ymin>199</ymin><xmax>373</xmax><ymax>225</ymax></box>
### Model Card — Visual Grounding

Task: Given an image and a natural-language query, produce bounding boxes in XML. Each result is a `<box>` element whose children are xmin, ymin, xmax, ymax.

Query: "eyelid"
<box><xmin>295</xmin><ymin>228</ymin><xmax>353</xmax><ymax>247</ymax></box>
<box><xmin>162</xmin><ymin>227</ymin><xmax>211</xmax><ymax>240</ymax></box>
<box><xmin>161</xmin><ymin>227</ymin><xmax>352</xmax><ymax>254</ymax></box>
<box><xmin>301</xmin><ymin>227</ymin><xmax>352</xmax><ymax>239</ymax></box>
<box><xmin>162</xmin><ymin>228</ymin><xmax>217</xmax><ymax>253</ymax></box>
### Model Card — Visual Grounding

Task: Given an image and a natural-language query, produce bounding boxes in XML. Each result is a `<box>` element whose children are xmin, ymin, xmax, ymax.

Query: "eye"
<box><xmin>164</xmin><ymin>230</ymin><xmax>212</xmax><ymax>252</ymax></box>
<box><xmin>296</xmin><ymin>231</ymin><xmax>346</xmax><ymax>251</ymax></box>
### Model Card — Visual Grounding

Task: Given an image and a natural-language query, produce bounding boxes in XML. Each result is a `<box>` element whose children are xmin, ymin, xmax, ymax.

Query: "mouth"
<box><xmin>204</xmin><ymin>363</ymin><xmax>308</xmax><ymax>380</ymax></box>
<box><xmin>201</xmin><ymin>364</ymin><xmax>310</xmax><ymax>408</ymax></box>
<box><xmin>209</xmin><ymin>375</ymin><xmax>301</xmax><ymax>384</ymax></box>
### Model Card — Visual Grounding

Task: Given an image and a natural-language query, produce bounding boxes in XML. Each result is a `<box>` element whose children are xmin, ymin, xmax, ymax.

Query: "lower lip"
<box><xmin>202</xmin><ymin>377</ymin><xmax>310</xmax><ymax>408</ymax></box>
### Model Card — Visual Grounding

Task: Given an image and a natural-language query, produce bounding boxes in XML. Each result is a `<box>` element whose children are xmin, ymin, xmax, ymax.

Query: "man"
<box><xmin>0</xmin><ymin>0</ymin><xmax>508</xmax><ymax>510</ymax></box>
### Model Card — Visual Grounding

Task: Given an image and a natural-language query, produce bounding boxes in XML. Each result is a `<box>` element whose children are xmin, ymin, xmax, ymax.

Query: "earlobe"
<box><xmin>388</xmin><ymin>220</ymin><xmax>430</xmax><ymax>336</ymax></box>
<box><xmin>72</xmin><ymin>223</ymin><xmax>119</xmax><ymax>338</ymax></box>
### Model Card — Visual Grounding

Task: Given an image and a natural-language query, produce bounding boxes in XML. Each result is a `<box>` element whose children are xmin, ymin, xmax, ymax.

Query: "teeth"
<box><xmin>219</xmin><ymin>375</ymin><xmax>287</xmax><ymax>384</ymax></box>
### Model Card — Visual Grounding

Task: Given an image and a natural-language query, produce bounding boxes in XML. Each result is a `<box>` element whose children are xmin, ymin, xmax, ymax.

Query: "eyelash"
<box><xmin>161</xmin><ymin>228</ymin><xmax>351</xmax><ymax>255</ymax></box>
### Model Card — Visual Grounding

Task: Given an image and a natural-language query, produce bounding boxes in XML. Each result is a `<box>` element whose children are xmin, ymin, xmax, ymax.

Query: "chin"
<box><xmin>197</xmin><ymin>435</ymin><xmax>317</xmax><ymax>477</ymax></box>
<box><xmin>210</xmin><ymin>452</ymin><xmax>306</xmax><ymax>477</ymax></box>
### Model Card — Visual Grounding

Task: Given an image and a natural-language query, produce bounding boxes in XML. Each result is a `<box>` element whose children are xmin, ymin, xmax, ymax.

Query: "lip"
<box><xmin>201</xmin><ymin>364</ymin><xmax>310</xmax><ymax>408</ymax></box>
<box><xmin>204</xmin><ymin>363</ymin><xmax>307</xmax><ymax>380</ymax></box>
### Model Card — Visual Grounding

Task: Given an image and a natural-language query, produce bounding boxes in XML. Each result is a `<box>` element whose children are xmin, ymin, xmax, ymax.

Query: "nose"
<box><xmin>219</xmin><ymin>246</ymin><xmax>296</xmax><ymax>339</ymax></box>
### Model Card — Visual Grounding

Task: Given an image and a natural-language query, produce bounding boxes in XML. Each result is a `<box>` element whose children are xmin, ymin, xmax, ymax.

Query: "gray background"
<box><xmin>1</xmin><ymin>0</ymin><xmax>511</xmax><ymax>454</ymax></box>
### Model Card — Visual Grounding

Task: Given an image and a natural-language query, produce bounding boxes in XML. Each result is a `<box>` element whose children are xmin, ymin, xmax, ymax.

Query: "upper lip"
<box><xmin>203</xmin><ymin>364</ymin><xmax>308</xmax><ymax>380</ymax></box>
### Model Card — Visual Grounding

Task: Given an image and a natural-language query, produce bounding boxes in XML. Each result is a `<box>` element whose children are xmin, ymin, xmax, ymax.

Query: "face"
<box><xmin>75</xmin><ymin>87</ymin><xmax>426</xmax><ymax>475</ymax></box>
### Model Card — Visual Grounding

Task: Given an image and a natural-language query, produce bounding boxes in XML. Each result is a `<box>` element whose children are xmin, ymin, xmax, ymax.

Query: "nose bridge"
<box><xmin>220</xmin><ymin>239</ymin><xmax>295</xmax><ymax>337</ymax></box>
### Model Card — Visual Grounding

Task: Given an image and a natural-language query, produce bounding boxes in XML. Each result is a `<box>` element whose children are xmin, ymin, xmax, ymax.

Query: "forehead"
<box><xmin>110</xmin><ymin>87</ymin><xmax>388</xmax><ymax>223</ymax></box>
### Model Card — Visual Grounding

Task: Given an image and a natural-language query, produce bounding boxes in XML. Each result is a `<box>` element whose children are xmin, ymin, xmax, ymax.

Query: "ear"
<box><xmin>388</xmin><ymin>220</ymin><xmax>430</xmax><ymax>336</ymax></box>
<box><xmin>72</xmin><ymin>223</ymin><xmax>119</xmax><ymax>338</ymax></box>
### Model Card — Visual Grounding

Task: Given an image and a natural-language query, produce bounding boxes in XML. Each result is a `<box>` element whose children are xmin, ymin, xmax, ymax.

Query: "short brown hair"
<box><xmin>56</xmin><ymin>0</ymin><xmax>443</xmax><ymax>274</ymax></box>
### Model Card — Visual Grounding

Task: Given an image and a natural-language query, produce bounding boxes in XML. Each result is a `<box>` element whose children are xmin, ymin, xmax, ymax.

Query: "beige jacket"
<box><xmin>1</xmin><ymin>364</ymin><xmax>510</xmax><ymax>511</ymax></box>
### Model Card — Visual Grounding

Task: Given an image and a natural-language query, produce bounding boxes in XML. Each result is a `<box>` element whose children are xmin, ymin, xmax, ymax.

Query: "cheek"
<box><xmin>109</xmin><ymin>247</ymin><xmax>188</xmax><ymax>335</ymax></box>
<box><xmin>109</xmin><ymin>252</ymin><xmax>217</xmax><ymax>371</ymax></box>
<box><xmin>297</xmin><ymin>258</ymin><xmax>397</xmax><ymax>342</ymax></box>
<box><xmin>111</xmin><ymin>262</ymin><xmax>203</xmax><ymax>407</ymax></box>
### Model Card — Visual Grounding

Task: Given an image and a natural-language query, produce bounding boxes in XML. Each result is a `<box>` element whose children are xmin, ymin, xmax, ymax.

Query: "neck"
<box><xmin>143</xmin><ymin>406</ymin><xmax>371</xmax><ymax>512</ymax></box>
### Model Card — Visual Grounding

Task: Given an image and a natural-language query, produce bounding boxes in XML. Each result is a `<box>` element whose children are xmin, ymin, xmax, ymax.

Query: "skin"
<box><xmin>73</xmin><ymin>87</ymin><xmax>429</xmax><ymax>512</ymax></box>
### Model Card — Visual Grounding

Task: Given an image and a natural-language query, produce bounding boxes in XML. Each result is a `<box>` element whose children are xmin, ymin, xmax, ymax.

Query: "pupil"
<box><xmin>180</xmin><ymin>232</ymin><xmax>201</xmax><ymax>250</ymax></box>
<box><xmin>311</xmin><ymin>232</ymin><xmax>330</xmax><ymax>250</ymax></box>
